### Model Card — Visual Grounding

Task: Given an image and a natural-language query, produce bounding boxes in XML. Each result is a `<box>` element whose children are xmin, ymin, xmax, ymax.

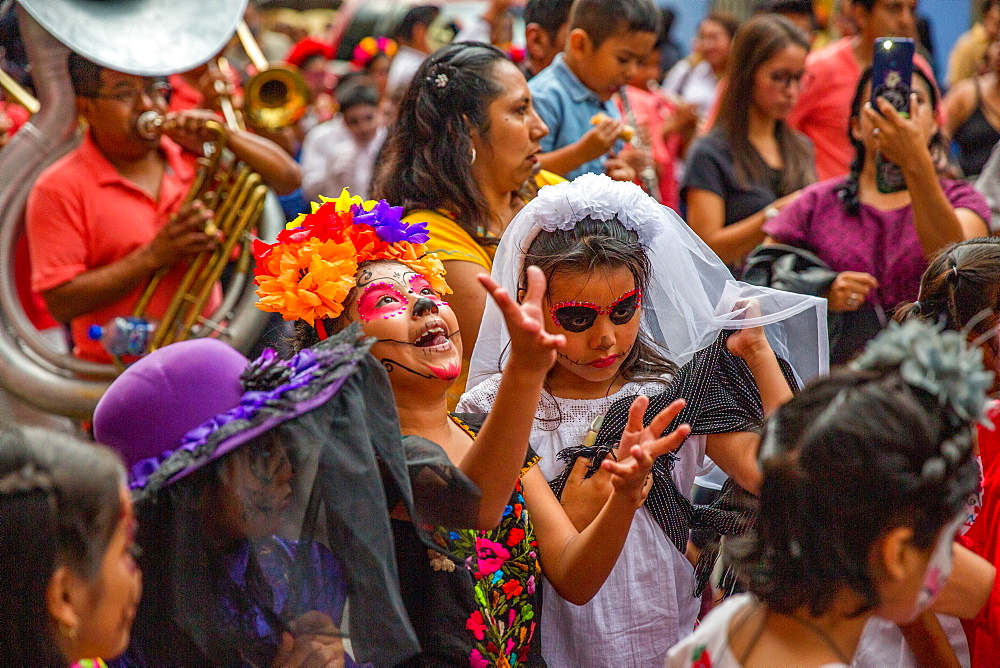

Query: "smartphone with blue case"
<box><xmin>871</xmin><ymin>37</ymin><xmax>915</xmax><ymax>193</ymax></box>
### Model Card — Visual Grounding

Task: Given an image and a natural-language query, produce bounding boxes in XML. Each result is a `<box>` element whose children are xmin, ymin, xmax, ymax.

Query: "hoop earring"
<box><xmin>470</xmin><ymin>147</ymin><xmax>477</xmax><ymax>165</ymax></box>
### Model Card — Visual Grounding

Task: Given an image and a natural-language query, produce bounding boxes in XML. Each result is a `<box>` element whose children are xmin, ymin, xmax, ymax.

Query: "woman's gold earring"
<box><xmin>59</xmin><ymin>621</ymin><xmax>79</xmax><ymax>641</ymax></box>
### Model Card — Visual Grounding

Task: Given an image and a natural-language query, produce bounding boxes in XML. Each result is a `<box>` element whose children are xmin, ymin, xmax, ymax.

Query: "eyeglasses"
<box><xmin>549</xmin><ymin>288</ymin><xmax>642</xmax><ymax>333</ymax></box>
<box><xmin>767</xmin><ymin>70</ymin><xmax>807</xmax><ymax>90</ymax></box>
<box><xmin>94</xmin><ymin>80</ymin><xmax>171</xmax><ymax>105</ymax></box>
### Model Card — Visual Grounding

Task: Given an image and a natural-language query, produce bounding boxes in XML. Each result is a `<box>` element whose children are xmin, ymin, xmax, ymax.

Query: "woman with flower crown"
<box><xmin>252</xmin><ymin>188</ymin><xmax>690</xmax><ymax>666</ymax></box>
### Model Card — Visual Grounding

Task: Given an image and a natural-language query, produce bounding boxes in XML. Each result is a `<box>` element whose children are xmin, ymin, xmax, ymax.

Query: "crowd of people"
<box><xmin>6</xmin><ymin>0</ymin><xmax>1000</xmax><ymax>665</ymax></box>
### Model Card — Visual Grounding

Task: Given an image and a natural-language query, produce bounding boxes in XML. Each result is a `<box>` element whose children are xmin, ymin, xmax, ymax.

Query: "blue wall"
<box><xmin>920</xmin><ymin>0</ymin><xmax>972</xmax><ymax>83</ymax></box>
<box><xmin>660</xmin><ymin>0</ymin><xmax>974</xmax><ymax>87</ymax></box>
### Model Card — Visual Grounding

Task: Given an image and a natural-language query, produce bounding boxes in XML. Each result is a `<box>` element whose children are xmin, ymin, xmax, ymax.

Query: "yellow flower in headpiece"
<box><xmin>388</xmin><ymin>242</ymin><xmax>452</xmax><ymax>296</ymax></box>
<box><xmin>255</xmin><ymin>238</ymin><xmax>358</xmax><ymax>325</ymax></box>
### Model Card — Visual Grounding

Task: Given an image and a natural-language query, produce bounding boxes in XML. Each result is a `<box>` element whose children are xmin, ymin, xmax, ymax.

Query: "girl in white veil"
<box><xmin>458</xmin><ymin>174</ymin><xmax>827</xmax><ymax>666</ymax></box>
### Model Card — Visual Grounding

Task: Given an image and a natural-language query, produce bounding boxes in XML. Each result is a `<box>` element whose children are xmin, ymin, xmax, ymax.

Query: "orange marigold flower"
<box><xmin>254</xmin><ymin>238</ymin><xmax>358</xmax><ymax>324</ymax></box>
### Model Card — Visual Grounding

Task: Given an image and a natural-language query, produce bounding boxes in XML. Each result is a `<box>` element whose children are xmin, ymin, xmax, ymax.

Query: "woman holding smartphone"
<box><xmin>755</xmin><ymin>66</ymin><xmax>989</xmax><ymax>364</ymax></box>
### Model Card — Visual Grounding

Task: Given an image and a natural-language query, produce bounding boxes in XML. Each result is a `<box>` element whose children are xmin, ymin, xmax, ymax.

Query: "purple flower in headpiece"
<box><xmin>353</xmin><ymin>200</ymin><xmax>430</xmax><ymax>244</ymax></box>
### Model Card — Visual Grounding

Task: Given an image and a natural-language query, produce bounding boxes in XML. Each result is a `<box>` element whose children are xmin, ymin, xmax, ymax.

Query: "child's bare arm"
<box><xmin>538</xmin><ymin>118</ymin><xmax>622</xmax><ymax>176</ymax></box>
<box><xmin>463</xmin><ymin>267</ymin><xmax>565</xmax><ymax>529</ymax></box>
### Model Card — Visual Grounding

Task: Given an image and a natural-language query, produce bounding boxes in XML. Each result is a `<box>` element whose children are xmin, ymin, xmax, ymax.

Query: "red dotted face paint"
<box><xmin>357</xmin><ymin>282</ymin><xmax>409</xmax><ymax>322</ymax></box>
<box><xmin>408</xmin><ymin>274</ymin><xmax>447</xmax><ymax>306</ymax></box>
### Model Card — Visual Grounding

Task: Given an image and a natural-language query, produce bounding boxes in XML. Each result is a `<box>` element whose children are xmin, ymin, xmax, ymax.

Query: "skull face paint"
<box><xmin>347</xmin><ymin>261</ymin><xmax>463</xmax><ymax>385</ymax></box>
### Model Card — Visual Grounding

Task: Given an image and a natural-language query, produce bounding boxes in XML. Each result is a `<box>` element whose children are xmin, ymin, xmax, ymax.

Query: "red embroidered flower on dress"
<box><xmin>465</xmin><ymin>610</ymin><xmax>487</xmax><ymax>641</ymax></box>
<box><xmin>691</xmin><ymin>645</ymin><xmax>712</xmax><ymax>668</ymax></box>
<box><xmin>501</xmin><ymin>579</ymin><xmax>523</xmax><ymax>599</ymax></box>
<box><xmin>505</xmin><ymin>527</ymin><xmax>525</xmax><ymax>547</ymax></box>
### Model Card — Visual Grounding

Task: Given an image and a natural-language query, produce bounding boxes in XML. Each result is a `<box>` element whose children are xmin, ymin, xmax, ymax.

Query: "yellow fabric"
<box><xmin>535</xmin><ymin>169</ymin><xmax>565</xmax><ymax>188</ymax></box>
<box><xmin>404</xmin><ymin>171</ymin><xmax>566</xmax><ymax>271</ymax></box>
<box><xmin>405</xmin><ymin>209</ymin><xmax>495</xmax><ymax>269</ymax></box>
<box><xmin>403</xmin><ymin>170</ymin><xmax>566</xmax><ymax>409</ymax></box>
<box><xmin>948</xmin><ymin>23</ymin><xmax>990</xmax><ymax>87</ymax></box>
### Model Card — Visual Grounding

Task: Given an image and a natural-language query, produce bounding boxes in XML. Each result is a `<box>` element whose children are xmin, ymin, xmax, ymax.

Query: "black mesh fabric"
<box><xmin>119</xmin><ymin>333</ymin><xmax>426</xmax><ymax>667</ymax></box>
<box><xmin>546</xmin><ymin>331</ymin><xmax>797</xmax><ymax>594</ymax></box>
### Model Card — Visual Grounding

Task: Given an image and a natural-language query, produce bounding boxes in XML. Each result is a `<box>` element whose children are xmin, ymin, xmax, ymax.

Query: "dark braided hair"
<box><xmin>727</xmin><ymin>365</ymin><xmax>979</xmax><ymax>617</ymax></box>
<box><xmin>835</xmin><ymin>66</ymin><xmax>950</xmax><ymax>216</ymax></box>
<box><xmin>372</xmin><ymin>42</ymin><xmax>510</xmax><ymax>247</ymax></box>
<box><xmin>894</xmin><ymin>237</ymin><xmax>1000</xmax><ymax>341</ymax></box>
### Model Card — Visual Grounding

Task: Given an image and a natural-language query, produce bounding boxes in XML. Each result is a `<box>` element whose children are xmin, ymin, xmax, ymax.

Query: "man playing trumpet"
<box><xmin>25</xmin><ymin>53</ymin><xmax>300</xmax><ymax>364</ymax></box>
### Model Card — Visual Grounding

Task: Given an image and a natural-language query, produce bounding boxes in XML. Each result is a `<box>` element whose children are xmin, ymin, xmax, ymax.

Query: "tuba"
<box><xmin>0</xmin><ymin>0</ymin><xmax>283</xmax><ymax>421</ymax></box>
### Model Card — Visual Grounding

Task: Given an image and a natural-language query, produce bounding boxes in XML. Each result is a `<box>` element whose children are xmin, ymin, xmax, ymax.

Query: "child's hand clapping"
<box><xmin>478</xmin><ymin>265</ymin><xmax>565</xmax><ymax>378</ymax></box>
<box><xmin>601</xmin><ymin>396</ymin><xmax>691</xmax><ymax>508</ymax></box>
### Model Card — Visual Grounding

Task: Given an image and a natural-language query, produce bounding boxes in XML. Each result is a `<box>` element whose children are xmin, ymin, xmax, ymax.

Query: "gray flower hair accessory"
<box><xmin>434</xmin><ymin>73</ymin><xmax>448</xmax><ymax>88</ymax></box>
<box><xmin>852</xmin><ymin>319</ymin><xmax>994</xmax><ymax>427</ymax></box>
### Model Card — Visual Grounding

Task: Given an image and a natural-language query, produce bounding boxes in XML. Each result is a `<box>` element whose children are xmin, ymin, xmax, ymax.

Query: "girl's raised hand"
<box><xmin>602</xmin><ymin>396</ymin><xmax>691</xmax><ymax>508</ymax></box>
<box><xmin>726</xmin><ymin>299</ymin><xmax>772</xmax><ymax>361</ymax></box>
<box><xmin>478</xmin><ymin>265</ymin><xmax>565</xmax><ymax>376</ymax></box>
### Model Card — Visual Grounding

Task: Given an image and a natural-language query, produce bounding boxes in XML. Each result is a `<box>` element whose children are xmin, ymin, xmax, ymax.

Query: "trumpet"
<box><xmin>131</xmin><ymin>110</ymin><xmax>268</xmax><ymax>353</ymax></box>
<box><xmin>235</xmin><ymin>21</ymin><xmax>310</xmax><ymax>130</ymax></box>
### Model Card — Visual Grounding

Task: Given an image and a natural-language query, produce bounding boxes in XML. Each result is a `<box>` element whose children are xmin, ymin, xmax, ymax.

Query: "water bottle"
<box><xmin>87</xmin><ymin>317</ymin><xmax>156</xmax><ymax>357</ymax></box>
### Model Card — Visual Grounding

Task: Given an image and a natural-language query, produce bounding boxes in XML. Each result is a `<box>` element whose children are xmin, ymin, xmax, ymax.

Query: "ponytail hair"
<box><xmin>727</xmin><ymin>365</ymin><xmax>979</xmax><ymax>617</ymax></box>
<box><xmin>894</xmin><ymin>237</ymin><xmax>1000</xmax><ymax>340</ymax></box>
<box><xmin>371</xmin><ymin>42</ymin><xmax>510</xmax><ymax>247</ymax></box>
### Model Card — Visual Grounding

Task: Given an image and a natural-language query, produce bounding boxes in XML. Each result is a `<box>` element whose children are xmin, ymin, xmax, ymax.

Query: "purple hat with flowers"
<box><xmin>94</xmin><ymin>324</ymin><xmax>372</xmax><ymax>496</ymax></box>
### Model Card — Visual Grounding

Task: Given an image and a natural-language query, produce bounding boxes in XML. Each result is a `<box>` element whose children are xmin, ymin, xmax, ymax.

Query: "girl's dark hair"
<box><xmin>836</xmin><ymin>66</ymin><xmax>950</xmax><ymax>216</ymax></box>
<box><xmin>0</xmin><ymin>425</ymin><xmax>126</xmax><ymax>664</ymax></box>
<box><xmin>371</xmin><ymin>42</ymin><xmax>511</xmax><ymax>247</ymax></box>
<box><xmin>521</xmin><ymin>216</ymin><xmax>678</xmax><ymax>386</ymax></box>
<box><xmin>728</xmin><ymin>367</ymin><xmax>979</xmax><ymax>617</ymax></box>
<box><xmin>715</xmin><ymin>14</ymin><xmax>815</xmax><ymax>195</ymax></box>
<box><xmin>894</xmin><ymin>237</ymin><xmax>1000</xmax><ymax>340</ymax></box>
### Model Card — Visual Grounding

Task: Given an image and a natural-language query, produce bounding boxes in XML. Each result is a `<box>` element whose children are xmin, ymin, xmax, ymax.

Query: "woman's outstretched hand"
<box><xmin>602</xmin><ymin>396</ymin><xmax>691</xmax><ymax>508</ymax></box>
<box><xmin>478</xmin><ymin>265</ymin><xmax>565</xmax><ymax>377</ymax></box>
<box><xmin>865</xmin><ymin>94</ymin><xmax>934</xmax><ymax>169</ymax></box>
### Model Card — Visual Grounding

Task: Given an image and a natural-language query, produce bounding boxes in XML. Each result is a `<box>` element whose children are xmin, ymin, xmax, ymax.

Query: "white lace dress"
<box><xmin>458</xmin><ymin>374</ymin><xmax>707</xmax><ymax>667</ymax></box>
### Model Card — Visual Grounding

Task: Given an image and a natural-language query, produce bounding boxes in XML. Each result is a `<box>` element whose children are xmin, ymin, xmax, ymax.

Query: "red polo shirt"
<box><xmin>26</xmin><ymin>131</ymin><xmax>222</xmax><ymax>363</ymax></box>
<box><xmin>789</xmin><ymin>38</ymin><xmax>938</xmax><ymax>181</ymax></box>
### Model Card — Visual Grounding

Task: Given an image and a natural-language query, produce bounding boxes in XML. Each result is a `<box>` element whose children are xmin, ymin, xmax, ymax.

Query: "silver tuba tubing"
<box><xmin>0</xmin><ymin>4</ymin><xmax>282</xmax><ymax>420</ymax></box>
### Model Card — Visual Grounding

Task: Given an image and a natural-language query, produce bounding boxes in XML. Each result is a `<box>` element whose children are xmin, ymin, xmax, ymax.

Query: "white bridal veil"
<box><xmin>467</xmin><ymin>174</ymin><xmax>829</xmax><ymax>390</ymax></box>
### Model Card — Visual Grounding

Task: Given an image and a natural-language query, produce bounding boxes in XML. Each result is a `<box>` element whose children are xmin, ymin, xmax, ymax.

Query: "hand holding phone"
<box><xmin>870</xmin><ymin>37</ymin><xmax>915</xmax><ymax>193</ymax></box>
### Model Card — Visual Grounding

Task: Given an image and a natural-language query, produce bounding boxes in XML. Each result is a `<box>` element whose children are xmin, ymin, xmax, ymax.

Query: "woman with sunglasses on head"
<box><xmin>683</xmin><ymin>14</ymin><xmax>815</xmax><ymax>270</ymax></box>
<box><xmin>0</xmin><ymin>425</ymin><xmax>141</xmax><ymax>666</ymax></box>
<box><xmin>252</xmin><ymin>190</ymin><xmax>688</xmax><ymax>666</ymax></box>
<box><xmin>459</xmin><ymin>174</ymin><xmax>827</xmax><ymax>666</ymax></box>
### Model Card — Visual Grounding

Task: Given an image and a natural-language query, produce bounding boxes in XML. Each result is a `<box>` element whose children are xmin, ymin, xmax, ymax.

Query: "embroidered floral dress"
<box><xmin>392</xmin><ymin>414</ymin><xmax>545</xmax><ymax>667</ymax></box>
<box><xmin>428</xmin><ymin>417</ymin><xmax>543</xmax><ymax>667</ymax></box>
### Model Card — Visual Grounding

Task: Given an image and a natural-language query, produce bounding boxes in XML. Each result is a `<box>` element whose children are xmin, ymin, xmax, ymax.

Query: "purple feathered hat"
<box><xmin>93</xmin><ymin>324</ymin><xmax>371</xmax><ymax>496</ymax></box>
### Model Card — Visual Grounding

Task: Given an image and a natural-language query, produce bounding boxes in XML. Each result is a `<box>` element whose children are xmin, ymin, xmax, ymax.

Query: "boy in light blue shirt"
<box><xmin>529</xmin><ymin>0</ymin><xmax>660</xmax><ymax>180</ymax></box>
